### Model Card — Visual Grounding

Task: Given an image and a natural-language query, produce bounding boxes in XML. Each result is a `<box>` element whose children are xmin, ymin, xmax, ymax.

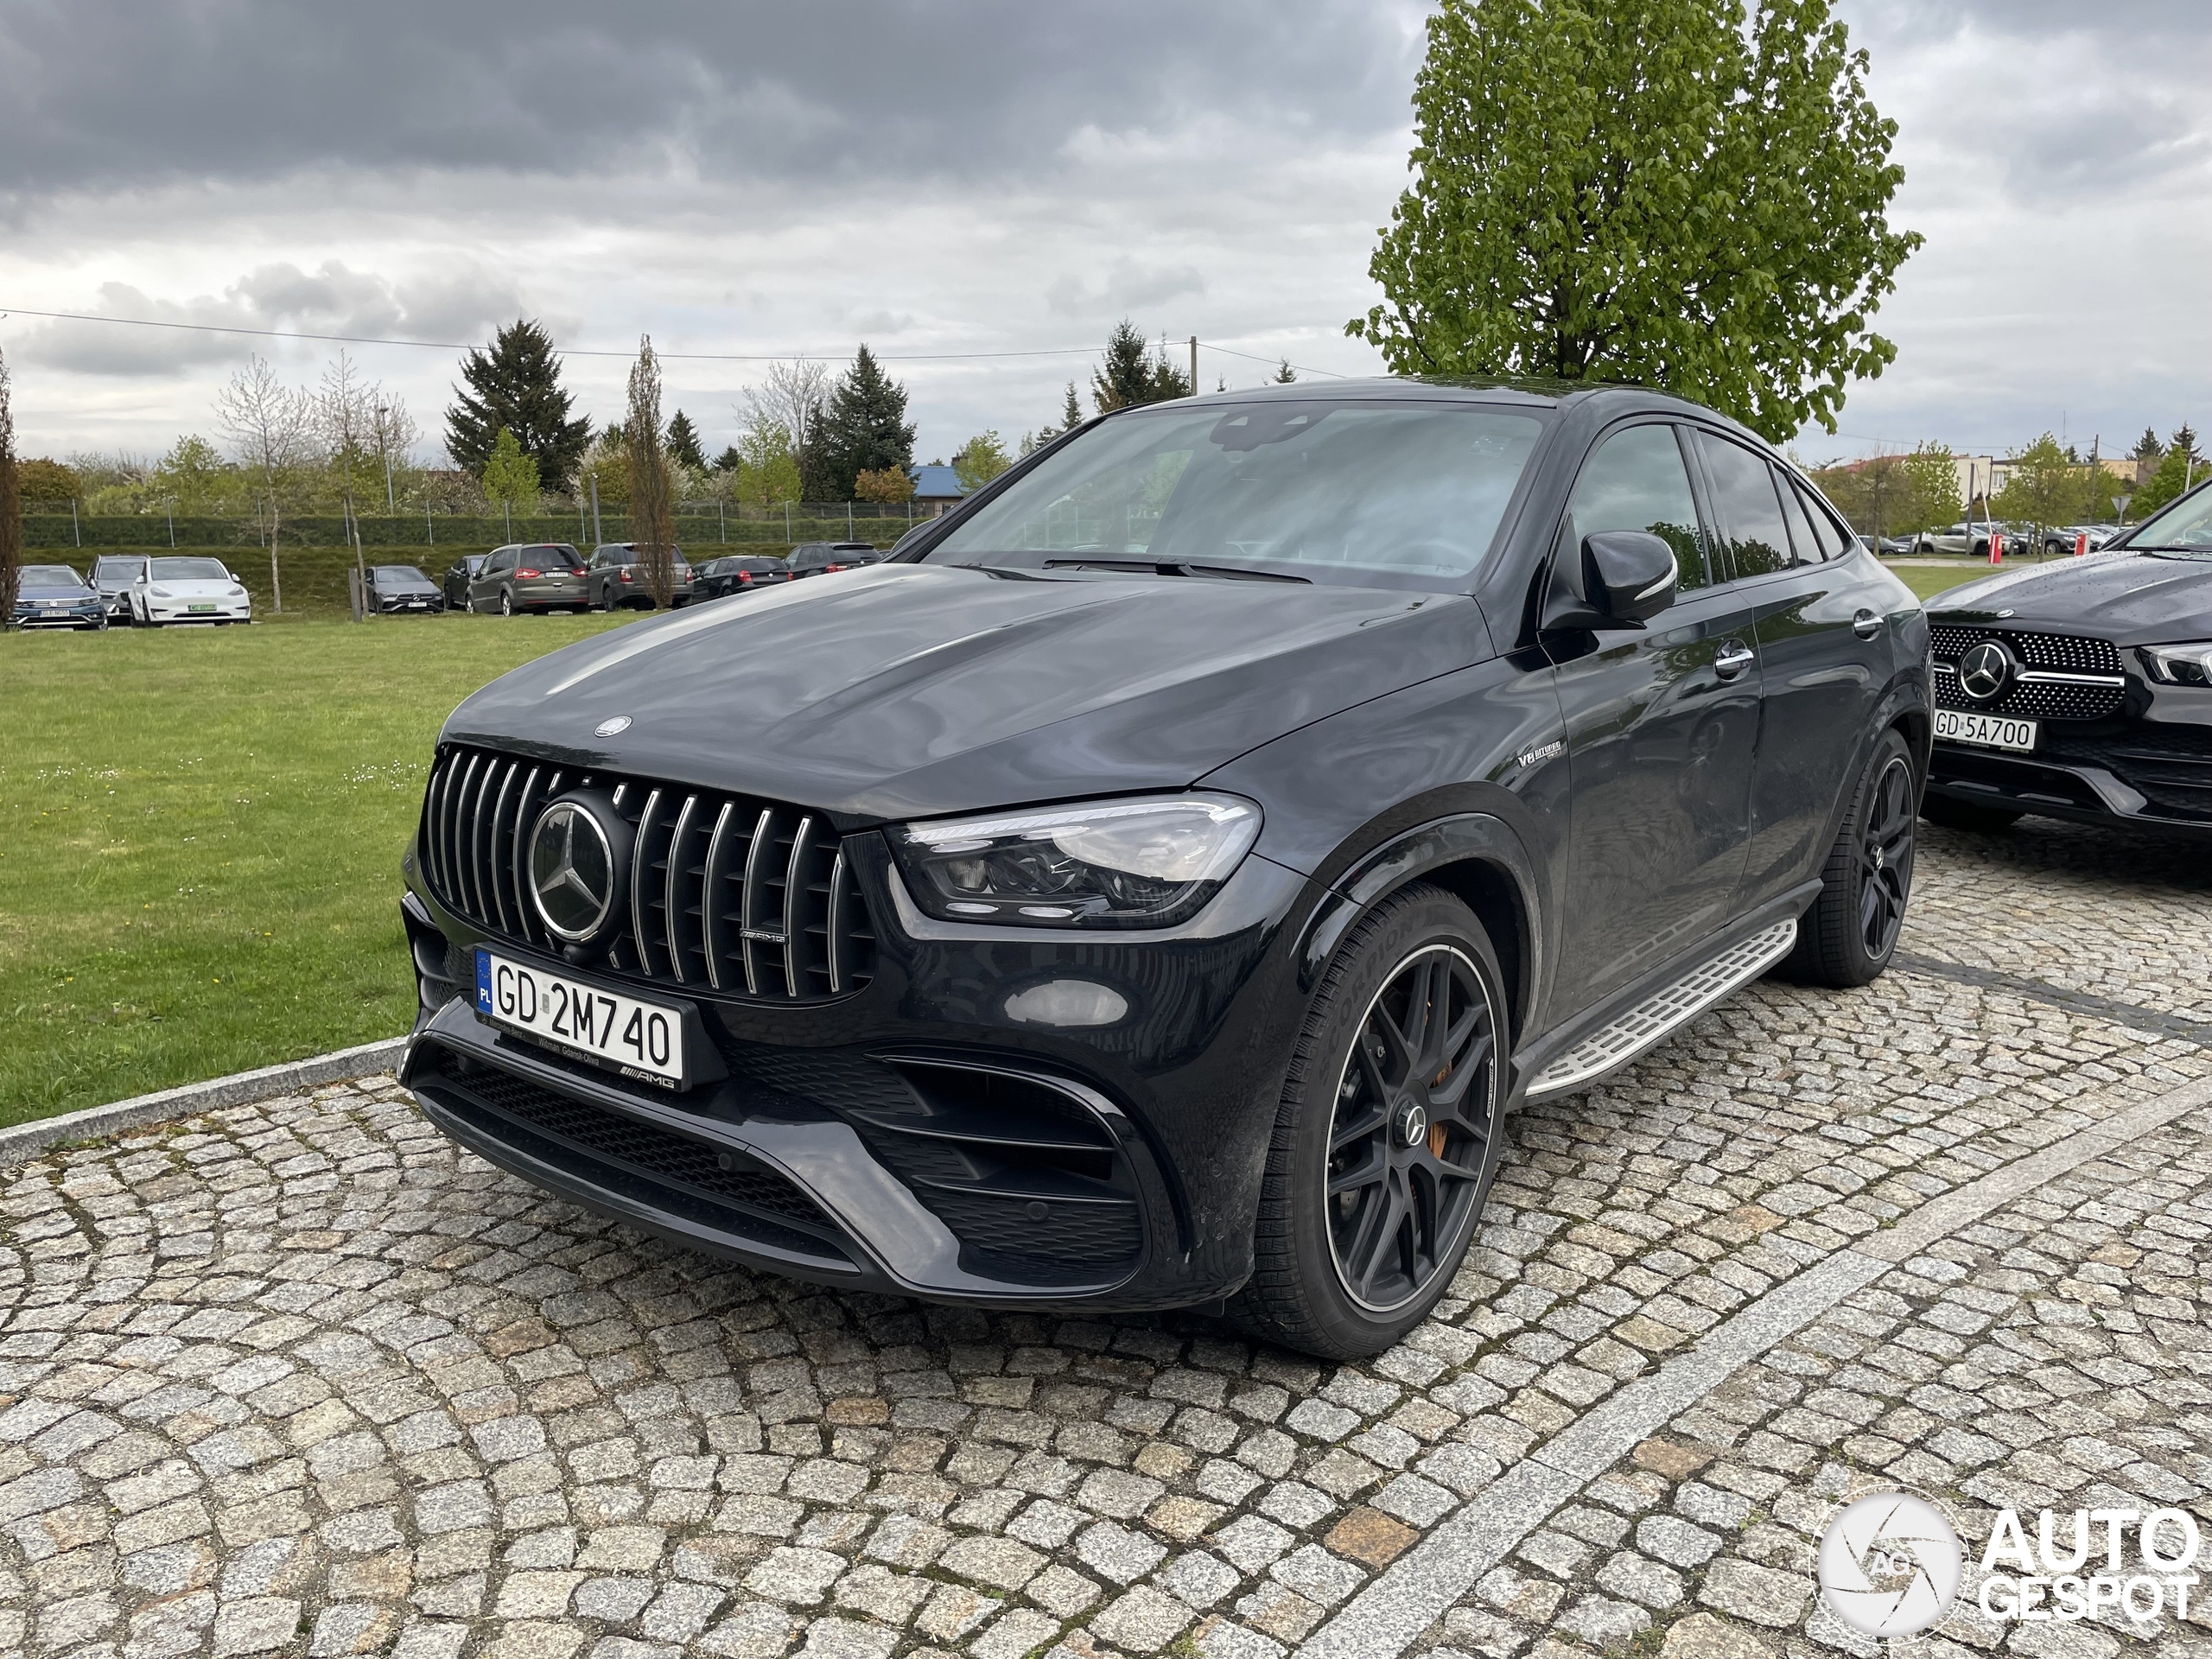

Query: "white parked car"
<box><xmin>130</xmin><ymin>556</ymin><xmax>253</xmax><ymax>625</ymax></box>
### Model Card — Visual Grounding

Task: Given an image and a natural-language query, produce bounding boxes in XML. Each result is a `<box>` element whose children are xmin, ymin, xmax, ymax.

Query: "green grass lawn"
<box><xmin>0</xmin><ymin>612</ymin><xmax>639</xmax><ymax>1125</ymax></box>
<box><xmin>1885</xmin><ymin>562</ymin><xmax>2005</xmax><ymax>605</ymax></box>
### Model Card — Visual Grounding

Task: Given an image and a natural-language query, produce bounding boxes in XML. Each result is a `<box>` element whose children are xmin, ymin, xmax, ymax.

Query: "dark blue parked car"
<box><xmin>10</xmin><ymin>564</ymin><xmax>107</xmax><ymax>630</ymax></box>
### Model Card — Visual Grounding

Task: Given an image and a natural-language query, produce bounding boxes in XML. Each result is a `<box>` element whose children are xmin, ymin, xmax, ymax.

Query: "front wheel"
<box><xmin>1777</xmin><ymin>728</ymin><xmax>1916</xmax><ymax>988</ymax></box>
<box><xmin>1230</xmin><ymin>884</ymin><xmax>1508</xmax><ymax>1360</ymax></box>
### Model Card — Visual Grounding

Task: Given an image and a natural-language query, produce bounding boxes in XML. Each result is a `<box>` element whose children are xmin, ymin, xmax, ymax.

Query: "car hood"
<box><xmin>444</xmin><ymin>563</ymin><xmax>1491</xmax><ymax>821</ymax></box>
<box><xmin>379</xmin><ymin>582</ymin><xmax>439</xmax><ymax>595</ymax></box>
<box><xmin>149</xmin><ymin>579</ymin><xmax>243</xmax><ymax>596</ymax></box>
<box><xmin>20</xmin><ymin>584</ymin><xmax>97</xmax><ymax>600</ymax></box>
<box><xmin>1929</xmin><ymin>552</ymin><xmax>2212</xmax><ymax>644</ymax></box>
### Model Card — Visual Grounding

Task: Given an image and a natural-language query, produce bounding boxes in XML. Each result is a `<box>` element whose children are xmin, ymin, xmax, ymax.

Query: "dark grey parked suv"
<box><xmin>399</xmin><ymin>378</ymin><xmax>1929</xmax><ymax>1357</ymax></box>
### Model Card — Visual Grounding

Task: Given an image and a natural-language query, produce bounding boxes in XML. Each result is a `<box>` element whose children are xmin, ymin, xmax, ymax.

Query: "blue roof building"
<box><xmin>911</xmin><ymin>464</ymin><xmax>966</xmax><ymax>508</ymax></box>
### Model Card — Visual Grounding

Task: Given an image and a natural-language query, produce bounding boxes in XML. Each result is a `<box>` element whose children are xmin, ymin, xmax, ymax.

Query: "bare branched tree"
<box><xmin>215</xmin><ymin>354</ymin><xmax>313</xmax><ymax>613</ymax></box>
<box><xmin>626</xmin><ymin>338</ymin><xmax>677</xmax><ymax>607</ymax></box>
<box><xmin>741</xmin><ymin>359</ymin><xmax>828</xmax><ymax>457</ymax></box>
<box><xmin>370</xmin><ymin>394</ymin><xmax>420</xmax><ymax>512</ymax></box>
<box><xmin>0</xmin><ymin>349</ymin><xmax>19</xmax><ymax>623</ymax></box>
<box><xmin>318</xmin><ymin>349</ymin><xmax>378</xmax><ymax>595</ymax></box>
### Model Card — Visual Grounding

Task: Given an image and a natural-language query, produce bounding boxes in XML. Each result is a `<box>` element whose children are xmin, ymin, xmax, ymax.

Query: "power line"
<box><xmin>1199</xmin><ymin>340</ymin><xmax>1350</xmax><ymax>380</ymax></box>
<box><xmin>0</xmin><ymin>304</ymin><xmax>1361</xmax><ymax>378</ymax></box>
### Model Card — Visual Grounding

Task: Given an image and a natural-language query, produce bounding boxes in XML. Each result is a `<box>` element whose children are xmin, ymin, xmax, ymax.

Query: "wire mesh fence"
<box><xmin>17</xmin><ymin>499</ymin><xmax>943</xmax><ymax>551</ymax></box>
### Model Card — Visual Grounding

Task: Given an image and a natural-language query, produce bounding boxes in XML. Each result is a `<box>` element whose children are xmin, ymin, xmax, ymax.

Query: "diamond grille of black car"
<box><xmin>1929</xmin><ymin>626</ymin><xmax>2125</xmax><ymax>721</ymax></box>
<box><xmin>419</xmin><ymin>745</ymin><xmax>877</xmax><ymax>1002</ymax></box>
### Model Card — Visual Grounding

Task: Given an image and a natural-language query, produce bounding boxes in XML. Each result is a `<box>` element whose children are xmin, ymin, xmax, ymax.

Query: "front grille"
<box><xmin>1930</xmin><ymin>625</ymin><xmax>2125</xmax><ymax>721</ymax></box>
<box><xmin>420</xmin><ymin>745</ymin><xmax>877</xmax><ymax>1003</ymax></box>
<box><xmin>2046</xmin><ymin>724</ymin><xmax>2212</xmax><ymax>821</ymax></box>
<box><xmin>423</xmin><ymin>1056</ymin><xmax>849</xmax><ymax>1261</ymax></box>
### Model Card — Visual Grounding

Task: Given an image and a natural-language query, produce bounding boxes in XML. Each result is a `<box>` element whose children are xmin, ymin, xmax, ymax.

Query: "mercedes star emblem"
<box><xmin>1957</xmin><ymin>639</ymin><xmax>2013</xmax><ymax>702</ymax></box>
<box><xmin>594</xmin><ymin>715</ymin><xmax>632</xmax><ymax>738</ymax></box>
<box><xmin>529</xmin><ymin>800</ymin><xmax>617</xmax><ymax>942</ymax></box>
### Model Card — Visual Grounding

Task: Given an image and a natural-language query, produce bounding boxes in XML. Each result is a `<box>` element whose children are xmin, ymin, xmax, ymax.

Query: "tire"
<box><xmin>1230</xmin><ymin>883</ymin><xmax>1509</xmax><ymax>1360</ymax></box>
<box><xmin>1920</xmin><ymin>795</ymin><xmax>2023</xmax><ymax>833</ymax></box>
<box><xmin>1777</xmin><ymin>728</ymin><xmax>1916</xmax><ymax>988</ymax></box>
<box><xmin>499</xmin><ymin>589</ymin><xmax>514</xmax><ymax>617</ymax></box>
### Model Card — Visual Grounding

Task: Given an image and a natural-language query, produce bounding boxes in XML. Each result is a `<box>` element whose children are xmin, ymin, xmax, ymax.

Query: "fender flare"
<box><xmin>1291</xmin><ymin>811</ymin><xmax>1548</xmax><ymax>1033</ymax></box>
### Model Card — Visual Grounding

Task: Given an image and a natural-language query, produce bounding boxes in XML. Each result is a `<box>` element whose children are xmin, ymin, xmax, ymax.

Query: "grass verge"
<box><xmin>0</xmin><ymin>612</ymin><xmax>638</xmax><ymax>1125</ymax></box>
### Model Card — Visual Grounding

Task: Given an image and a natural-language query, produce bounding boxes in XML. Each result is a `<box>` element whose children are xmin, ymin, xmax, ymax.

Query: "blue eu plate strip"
<box><xmin>475</xmin><ymin>949</ymin><xmax>493</xmax><ymax>1012</ymax></box>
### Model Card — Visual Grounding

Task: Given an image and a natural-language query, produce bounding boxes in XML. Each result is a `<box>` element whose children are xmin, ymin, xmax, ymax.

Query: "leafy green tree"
<box><xmin>1993</xmin><ymin>434</ymin><xmax>2083</xmax><ymax>542</ymax></box>
<box><xmin>15</xmin><ymin>455</ymin><xmax>80</xmax><ymax>505</ymax></box>
<box><xmin>734</xmin><ymin>414</ymin><xmax>800</xmax><ymax>508</ymax></box>
<box><xmin>625</xmin><ymin>339</ymin><xmax>677</xmax><ymax>605</ymax></box>
<box><xmin>665</xmin><ymin>410</ymin><xmax>706</xmax><ymax>472</ymax></box>
<box><xmin>481</xmin><ymin>427</ymin><xmax>542</xmax><ymax>516</ymax></box>
<box><xmin>1899</xmin><ymin>443</ymin><xmax>1961</xmax><ymax>534</ymax></box>
<box><xmin>1090</xmin><ymin>321</ymin><xmax>1191</xmax><ymax>413</ymax></box>
<box><xmin>952</xmin><ymin>430</ymin><xmax>1013</xmax><ymax>493</ymax></box>
<box><xmin>1351</xmin><ymin>0</ymin><xmax>1918</xmax><ymax>442</ymax></box>
<box><xmin>818</xmin><ymin>346</ymin><xmax>915</xmax><ymax>499</ymax></box>
<box><xmin>152</xmin><ymin>435</ymin><xmax>230</xmax><ymax>513</ymax></box>
<box><xmin>2133</xmin><ymin>443</ymin><xmax>2202</xmax><ymax>520</ymax></box>
<box><xmin>446</xmin><ymin>320</ymin><xmax>590</xmax><ymax>490</ymax></box>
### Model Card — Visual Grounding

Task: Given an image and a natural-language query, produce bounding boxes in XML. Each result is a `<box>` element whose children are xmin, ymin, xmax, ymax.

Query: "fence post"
<box><xmin>719</xmin><ymin>500</ymin><xmax>726</xmax><ymax>543</ymax></box>
<box><xmin>167</xmin><ymin>500</ymin><xmax>175</xmax><ymax>548</ymax></box>
<box><xmin>427</xmin><ymin>504</ymin><xmax>435</xmax><ymax>547</ymax></box>
<box><xmin>590</xmin><ymin>478</ymin><xmax>603</xmax><ymax>545</ymax></box>
<box><xmin>846</xmin><ymin>502</ymin><xmax>853</xmax><ymax>541</ymax></box>
<box><xmin>785</xmin><ymin>501</ymin><xmax>791</xmax><ymax>544</ymax></box>
<box><xmin>71</xmin><ymin>499</ymin><xmax>80</xmax><ymax>547</ymax></box>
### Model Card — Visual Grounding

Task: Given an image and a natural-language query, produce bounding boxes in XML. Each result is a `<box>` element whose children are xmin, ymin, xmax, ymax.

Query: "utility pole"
<box><xmin>1189</xmin><ymin>336</ymin><xmax>1198</xmax><ymax>397</ymax></box>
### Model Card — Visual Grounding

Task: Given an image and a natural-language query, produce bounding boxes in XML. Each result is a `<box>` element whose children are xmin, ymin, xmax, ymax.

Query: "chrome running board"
<box><xmin>1524</xmin><ymin>919</ymin><xmax>1797</xmax><ymax>1099</ymax></box>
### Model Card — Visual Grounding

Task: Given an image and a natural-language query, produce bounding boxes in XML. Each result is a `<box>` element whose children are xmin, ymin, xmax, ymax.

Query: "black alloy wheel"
<box><xmin>1777</xmin><ymin>726</ymin><xmax>1916</xmax><ymax>988</ymax></box>
<box><xmin>1232</xmin><ymin>883</ymin><xmax>1508</xmax><ymax>1358</ymax></box>
<box><xmin>1325</xmin><ymin>944</ymin><xmax>1497</xmax><ymax>1313</ymax></box>
<box><xmin>1856</xmin><ymin>753</ymin><xmax>1916</xmax><ymax>962</ymax></box>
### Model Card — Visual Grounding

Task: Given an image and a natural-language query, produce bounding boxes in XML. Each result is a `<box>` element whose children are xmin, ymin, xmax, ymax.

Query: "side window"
<box><xmin>1774</xmin><ymin>466</ymin><xmax>1821</xmax><ymax>566</ymax></box>
<box><xmin>1697</xmin><ymin>435</ymin><xmax>1791</xmax><ymax>579</ymax></box>
<box><xmin>1564</xmin><ymin>423</ymin><xmax>1708</xmax><ymax>592</ymax></box>
<box><xmin>1796</xmin><ymin>481</ymin><xmax>1853</xmax><ymax>559</ymax></box>
<box><xmin>485</xmin><ymin>550</ymin><xmax>510</xmax><ymax>574</ymax></box>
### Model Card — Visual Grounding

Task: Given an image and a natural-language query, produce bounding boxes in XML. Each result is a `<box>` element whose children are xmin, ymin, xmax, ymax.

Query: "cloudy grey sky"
<box><xmin>0</xmin><ymin>1</ymin><xmax>2205</xmax><ymax>471</ymax></box>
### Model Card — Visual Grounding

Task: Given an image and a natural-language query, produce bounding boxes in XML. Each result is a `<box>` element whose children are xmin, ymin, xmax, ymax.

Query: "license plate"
<box><xmin>1936</xmin><ymin>709</ymin><xmax>2037</xmax><ymax>752</ymax></box>
<box><xmin>188</xmin><ymin>603</ymin><xmax>217</xmax><ymax>613</ymax></box>
<box><xmin>475</xmin><ymin>949</ymin><xmax>684</xmax><ymax>1087</ymax></box>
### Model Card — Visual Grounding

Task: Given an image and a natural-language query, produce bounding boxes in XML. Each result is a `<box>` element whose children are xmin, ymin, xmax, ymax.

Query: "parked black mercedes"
<box><xmin>696</xmin><ymin>554</ymin><xmax>793</xmax><ymax>600</ymax></box>
<box><xmin>399</xmin><ymin>378</ymin><xmax>1929</xmax><ymax>1357</ymax></box>
<box><xmin>1923</xmin><ymin>477</ymin><xmax>2212</xmax><ymax>835</ymax></box>
<box><xmin>10</xmin><ymin>563</ymin><xmax>107</xmax><ymax>630</ymax></box>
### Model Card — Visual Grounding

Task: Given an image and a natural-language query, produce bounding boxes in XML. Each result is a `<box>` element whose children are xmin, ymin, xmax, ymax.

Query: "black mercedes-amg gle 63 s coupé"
<box><xmin>399</xmin><ymin>379</ymin><xmax>1929</xmax><ymax>1357</ymax></box>
<box><xmin>1922</xmin><ymin>477</ymin><xmax>2212</xmax><ymax>837</ymax></box>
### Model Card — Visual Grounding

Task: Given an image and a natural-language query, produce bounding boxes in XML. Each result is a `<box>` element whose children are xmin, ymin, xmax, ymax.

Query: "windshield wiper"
<box><xmin>2126</xmin><ymin>544</ymin><xmax>2212</xmax><ymax>555</ymax></box>
<box><xmin>1041</xmin><ymin>558</ymin><xmax>1311</xmax><ymax>583</ymax></box>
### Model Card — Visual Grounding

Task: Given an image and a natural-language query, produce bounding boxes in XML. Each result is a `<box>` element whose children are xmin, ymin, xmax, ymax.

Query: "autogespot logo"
<box><xmin>1818</xmin><ymin>1491</ymin><xmax>1963</xmax><ymax>1637</ymax></box>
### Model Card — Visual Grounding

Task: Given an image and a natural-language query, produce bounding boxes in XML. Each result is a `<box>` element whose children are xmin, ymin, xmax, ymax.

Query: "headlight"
<box><xmin>150</xmin><ymin>586</ymin><xmax>174</xmax><ymax>598</ymax></box>
<box><xmin>229</xmin><ymin>587</ymin><xmax>248</xmax><ymax>599</ymax></box>
<box><xmin>894</xmin><ymin>793</ymin><xmax>1262</xmax><ymax>927</ymax></box>
<box><xmin>2142</xmin><ymin>642</ymin><xmax>2212</xmax><ymax>687</ymax></box>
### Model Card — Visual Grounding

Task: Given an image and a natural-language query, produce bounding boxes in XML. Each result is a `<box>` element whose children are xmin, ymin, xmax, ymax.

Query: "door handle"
<box><xmin>1713</xmin><ymin>640</ymin><xmax>1756</xmax><ymax>680</ymax></box>
<box><xmin>1853</xmin><ymin>609</ymin><xmax>1883</xmax><ymax>639</ymax></box>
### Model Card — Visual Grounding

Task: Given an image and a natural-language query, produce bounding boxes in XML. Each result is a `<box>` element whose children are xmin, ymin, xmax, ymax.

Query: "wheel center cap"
<box><xmin>1393</xmin><ymin>1100</ymin><xmax>1429</xmax><ymax>1149</ymax></box>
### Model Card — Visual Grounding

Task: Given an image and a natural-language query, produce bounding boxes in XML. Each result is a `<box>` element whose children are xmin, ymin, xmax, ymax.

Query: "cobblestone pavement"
<box><xmin>2</xmin><ymin>821</ymin><xmax>2209</xmax><ymax>1659</ymax></box>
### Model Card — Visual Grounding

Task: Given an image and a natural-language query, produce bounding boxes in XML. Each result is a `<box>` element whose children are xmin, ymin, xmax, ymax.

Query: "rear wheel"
<box><xmin>1778</xmin><ymin>728</ymin><xmax>1916</xmax><ymax>988</ymax></box>
<box><xmin>499</xmin><ymin>588</ymin><xmax>514</xmax><ymax>616</ymax></box>
<box><xmin>1230</xmin><ymin>884</ymin><xmax>1507</xmax><ymax>1360</ymax></box>
<box><xmin>1920</xmin><ymin>795</ymin><xmax>2023</xmax><ymax>833</ymax></box>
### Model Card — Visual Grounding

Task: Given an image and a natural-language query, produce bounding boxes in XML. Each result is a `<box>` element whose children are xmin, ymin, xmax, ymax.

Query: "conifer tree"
<box><xmin>819</xmin><ymin>346</ymin><xmax>916</xmax><ymax>500</ymax></box>
<box><xmin>446</xmin><ymin>320</ymin><xmax>591</xmax><ymax>489</ymax></box>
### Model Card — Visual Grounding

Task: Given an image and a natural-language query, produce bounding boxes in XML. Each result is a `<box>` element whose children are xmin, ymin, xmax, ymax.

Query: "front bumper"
<box><xmin>398</xmin><ymin>839</ymin><xmax>1321</xmax><ymax>1310</ymax></box>
<box><xmin>11</xmin><ymin>603</ymin><xmax>105</xmax><ymax>629</ymax></box>
<box><xmin>378</xmin><ymin>597</ymin><xmax>444</xmax><ymax>613</ymax></box>
<box><xmin>1928</xmin><ymin>714</ymin><xmax>2212</xmax><ymax>833</ymax></box>
<box><xmin>145</xmin><ymin>601</ymin><xmax>251</xmax><ymax>624</ymax></box>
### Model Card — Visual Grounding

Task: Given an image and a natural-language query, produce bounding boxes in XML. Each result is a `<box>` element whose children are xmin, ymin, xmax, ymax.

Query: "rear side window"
<box><xmin>1564</xmin><ymin>423</ymin><xmax>1708</xmax><ymax>591</ymax></box>
<box><xmin>1697</xmin><ymin>435</ymin><xmax>1791</xmax><ymax>579</ymax></box>
<box><xmin>1774</xmin><ymin>467</ymin><xmax>1821</xmax><ymax>566</ymax></box>
<box><xmin>1795</xmin><ymin>481</ymin><xmax>1853</xmax><ymax>560</ymax></box>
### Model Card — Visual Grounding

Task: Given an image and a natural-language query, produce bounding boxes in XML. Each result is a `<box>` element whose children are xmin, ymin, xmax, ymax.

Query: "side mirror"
<box><xmin>1581</xmin><ymin>531</ymin><xmax>1677</xmax><ymax>626</ymax></box>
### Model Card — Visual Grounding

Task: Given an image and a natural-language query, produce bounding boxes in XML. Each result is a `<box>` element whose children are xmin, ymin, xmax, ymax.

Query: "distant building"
<box><xmin>910</xmin><ymin>463</ymin><xmax>967</xmax><ymax>517</ymax></box>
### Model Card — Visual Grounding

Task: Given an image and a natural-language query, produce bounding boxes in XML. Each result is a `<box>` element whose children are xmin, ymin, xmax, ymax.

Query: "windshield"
<box><xmin>925</xmin><ymin>400</ymin><xmax>1547</xmax><ymax>588</ymax></box>
<box><xmin>93</xmin><ymin>558</ymin><xmax>144</xmax><ymax>579</ymax></box>
<box><xmin>2120</xmin><ymin>482</ymin><xmax>2212</xmax><ymax>559</ymax></box>
<box><xmin>22</xmin><ymin>566</ymin><xmax>84</xmax><ymax>587</ymax></box>
<box><xmin>149</xmin><ymin>557</ymin><xmax>232</xmax><ymax>582</ymax></box>
<box><xmin>375</xmin><ymin>566</ymin><xmax>430</xmax><ymax>582</ymax></box>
